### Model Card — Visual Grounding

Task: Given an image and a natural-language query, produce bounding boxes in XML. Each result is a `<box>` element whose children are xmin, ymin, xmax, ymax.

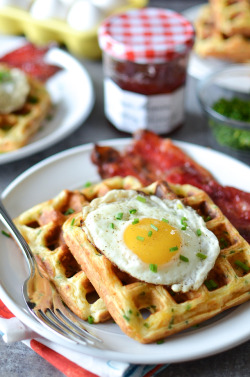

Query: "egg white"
<box><xmin>82</xmin><ymin>190</ymin><xmax>220</xmax><ymax>292</ymax></box>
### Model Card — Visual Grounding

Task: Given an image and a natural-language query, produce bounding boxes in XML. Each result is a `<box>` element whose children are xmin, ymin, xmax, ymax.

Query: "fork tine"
<box><xmin>55</xmin><ymin>308</ymin><xmax>101</xmax><ymax>344</ymax></box>
<box><xmin>34</xmin><ymin>308</ymin><xmax>88</xmax><ymax>346</ymax></box>
<box><xmin>52</xmin><ymin>291</ymin><xmax>103</xmax><ymax>344</ymax></box>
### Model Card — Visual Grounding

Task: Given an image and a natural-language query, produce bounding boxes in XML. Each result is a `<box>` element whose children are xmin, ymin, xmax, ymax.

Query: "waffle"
<box><xmin>0</xmin><ymin>68</ymin><xmax>51</xmax><ymax>152</ymax></box>
<box><xmin>63</xmin><ymin>179</ymin><xmax>250</xmax><ymax>344</ymax></box>
<box><xmin>14</xmin><ymin>176</ymin><xmax>141</xmax><ymax>323</ymax></box>
<box><xmin>210</xmin><ymin>0</ymin><xmax>250</xmax><ymax>37</ymax></box>
<box><xmin>194</xmin><ymin>4</ymin><xmax>250</xmax><ymax>62</ymax></box>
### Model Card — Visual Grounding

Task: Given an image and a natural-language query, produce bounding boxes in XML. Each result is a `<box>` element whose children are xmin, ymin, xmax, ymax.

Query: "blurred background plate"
<box><xmin>0</xmin><ymin>35</ymin><xmax>95</xmax><ymax>165</ymax></box>
<box><xmin>182</xmin><ymin>4</ymin><xmax>249</xmax><ymax>80</ymax></box>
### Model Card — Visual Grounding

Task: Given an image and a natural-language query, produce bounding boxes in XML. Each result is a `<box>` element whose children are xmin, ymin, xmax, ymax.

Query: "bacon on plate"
<box><xmin>0</xmin><ymin>43</ymin><xmax>61</xmax><ymax>81</ymax></box>
<box><xmin>91</xmin><ymin>130</ymin><xmax>250</xmax><ymax>243</ymax></box>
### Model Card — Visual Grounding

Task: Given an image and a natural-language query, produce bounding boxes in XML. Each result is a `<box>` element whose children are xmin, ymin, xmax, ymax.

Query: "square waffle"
<box><xmin>194</xmin><ymin>4</ymin><xmax>250</xmax><ymax>62</ymax></box>
<box><xmin>63</xmin><ymin>179</ymin><xmax>250</xmax><ymax>344</ymax></box>
<box><xmin>0</xmin><ymin>67</ymin><xmax>51</xmax><ymax>152</ymax></box>
<box><xmin>13</xmin><ymin>176</ymin><xmax>141</xmax><ymax>323</ymax></box>
<box><xmin>210</xmin><ymin>0</ymin><xmax>250</xmax><ymax>37</ymax></box>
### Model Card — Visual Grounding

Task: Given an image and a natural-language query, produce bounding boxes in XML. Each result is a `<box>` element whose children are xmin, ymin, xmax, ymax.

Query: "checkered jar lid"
<box><xmin>98</xmin><ymin>8</ymin><xmax>195</xmax><ymax>63</ymax></box>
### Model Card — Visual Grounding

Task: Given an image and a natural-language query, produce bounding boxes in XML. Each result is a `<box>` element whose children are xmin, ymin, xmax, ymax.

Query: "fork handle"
<box><xmin>0</xmin><ymin>198</ymin><xmax>36</xmax><ymax>275</ymax></box>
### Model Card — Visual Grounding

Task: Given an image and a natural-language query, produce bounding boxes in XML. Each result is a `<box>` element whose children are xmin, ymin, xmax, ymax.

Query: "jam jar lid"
<box><xmin>98</xmin><ymin>7</ymin><xmax>195</xmax><ymax>63</ymax></box>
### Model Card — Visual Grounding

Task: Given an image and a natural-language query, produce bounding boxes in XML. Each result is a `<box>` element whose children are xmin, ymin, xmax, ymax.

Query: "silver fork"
<box><xmin>0</xmin><ymin>198</ymin><xmax>103</xmax><ymax>348</ymax></box>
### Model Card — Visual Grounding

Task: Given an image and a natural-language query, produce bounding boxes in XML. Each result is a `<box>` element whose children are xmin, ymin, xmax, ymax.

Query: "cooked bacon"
<box><xmin>0</xmin><ymin>43</ymin><xmax>61</xmax><ymax>81</ymax></box>
<box><xmin>91</xmin><ymin>130</ymin><xmax>250</xmax><ymax>243</ymax></box>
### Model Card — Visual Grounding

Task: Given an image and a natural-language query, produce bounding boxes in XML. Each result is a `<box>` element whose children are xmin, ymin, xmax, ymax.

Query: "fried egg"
<box><xmin>82</xmin><ymin>190</ymin><xmax>220</xmax><ymax>292</ymax></box>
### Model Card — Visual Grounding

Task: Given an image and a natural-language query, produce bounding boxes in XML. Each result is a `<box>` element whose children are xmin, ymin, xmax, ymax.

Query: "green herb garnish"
<box><xmin>136</xmin><ymin>236</ymin><xmax>144</xmax><ymax>241</ymax></box>
<box><xmin>150</xmin><ymin>224</ymin><xmax>158</xmax><ymax>231</ymax></box>
<box><xmin>115</xmin><ymin>212</ymin><xmax>123</xmax><ymax>220</ymax></box>
<box><xmin>1</xmin><ymin>230</ymin><xmax>11</xmax><ymax>238</ymax></box>
<box><xmin>179</xmin><ymin>255</ymin><xmax>189</xmax><ymax>262</ymax></box>
<box><xmin>169</xmin><ymin>246</ymin><xmax>178</xmax><ymax>252</ymax></box>
<box><xmin>235</xmin><ymin>260</ymin><xmax>250</xmax><ymax>272</ymax></box>
<box><xmin>204</xmin><ymin>279</ymin><xmax>218</xmax><ymax>290</ymax></box>
<box><xmin>196</xmin><ymin>252</ymin><xmax>207</xmax><ymax>259</ymax></box>
<box><xmin>196</xmin><ymin>229</ymin><xmax>202</xmax><ymax>236</ymax></box>
<box><xmin>210</xmin><ymin>97</ymin><xmax>250</xmax><ymax>151</ymax></box>
<box><xmin>132</xmin><ymin>218</ymin><xmax>139</xmax><ymax>225</ymax></box>
<box><xmin>87</xmin><ymin>315</ymin><xmax>94</xmax><ymax>324</ymax></box>
<box><xmin>136</xmin><ymin>195</ymin><xmax>146</xmax><ymax>203</ymax></box>
<box><xmin>64</xmin><ymin>208</ymin><xmax>75</xmax><ymax>215</ymax></box>
<box><xmin>149</xmin><ymin>264</ymin><xmax>158</xmax><ymax>273</ymax></box>
<box><xmin>129</xmin><ymin>209</ymin><xmax>137</xmax><ymax>214</ymax></box>
<box><xmin>162</xmin><ymin>218</ymin><xmax>169</xmax><ymax>223</ymax></box>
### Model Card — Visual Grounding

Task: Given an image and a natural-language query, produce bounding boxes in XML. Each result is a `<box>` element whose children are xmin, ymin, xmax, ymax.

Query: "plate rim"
<box><xmin>0</xmin><ymin>35</ymin><xmax>95</xmax><ymax>165</ymax></box>
<box><xmin>1</xmin><ymin>138</ymin><xmax>250</xmax><ymax>364</ymax></box>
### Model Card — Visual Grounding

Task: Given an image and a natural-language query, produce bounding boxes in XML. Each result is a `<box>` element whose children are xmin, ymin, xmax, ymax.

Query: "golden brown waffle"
<box><xmin>14</xmin><ymin>176</ymin><xmax>142</xmax><ymax>323</ymax></box>
<box><xmin>194</xmin><ymin>4</ymin><xmax>250</xmax><ymax>62</ymax></box>
<box><xmin>210</xmin><ymin>0</ymin><xmax>250</xmax><ymax>37</ymax></box>
<box><xmin>63</xmin><ymin>179</ymin><xmax>250</xmax><ymax>344</ymax></box>
<box><xmin>0</xmin><ymin>68</ymin><xmax>51</xmax><ymax>152</ymax></box>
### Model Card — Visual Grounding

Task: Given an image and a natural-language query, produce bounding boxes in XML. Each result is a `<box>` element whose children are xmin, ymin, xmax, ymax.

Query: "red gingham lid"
<box><xmin>98</xmin><ymin>8</ymin><xmax>195</xmax><ymax>63</ymax></box>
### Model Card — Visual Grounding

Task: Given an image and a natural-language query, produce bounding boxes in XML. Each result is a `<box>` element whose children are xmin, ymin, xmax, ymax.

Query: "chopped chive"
<box><xmin>162</xmin><ymin>218</ymin><xmax>169</xmax><ymax>223</ymax></box>
<box><xmin>181</xmin><ymin>217</ymin><xmax>187</xmax><ymax>224</ymax></box>
<box><xmin>1</xmin><ymin>230</ymin><xmax>11</xmax><ymax>238</ymax></box>
<box><xmin>136</xmin><ymin>195</ymin><xmax>146</xmax><ymax>203</ymax></box>
<box><xmin>129</xmin><ymin>209</ymin><xmax>137</xmax><ymax>214</ymax></box>
<box><xmin>28</xmin><ymin>95</ymin><xmax>39</xmax><ymax>104</ymax></box>
<box><xmin>87</xmin><ymin>315</ymin><xmax>94</xmax><ymax>324</ymax></box>
<box><xmin>220</xmin><ymin>238</ymin><xmax>228</xmax><ymax>249</ymax></box>
<box><xmin>71</xmin><ymin>218</ymin><xmax>75</xmax><ymax>226</ymax></box>
<box><xmin>205</xmin><ymin>215</ymin><xmax>211</xmax><ymax>222</ymax></box>
<box><xmin>83</xmin><ymin>181</ymin><xmax>92</xmax><ymax>187</ymax></box>
<box><xmin>196</xmin><ymin>252</ymin><xmax>207</xmax><ymax>260</ymax></box>
<box><xmin>150</xmin><ymin>224</ymin><xmax>158</xmax><ymax>231</ymax></box>
<box><xmin>64</xmin><ymin>208</ymin><xmax>75</xmax><ymax>215</ymax></box>
<box><xmin>235</xmin><ymin>260</ymin><xmax>250</xmax><ymax>272</ymax></box>
<box><xmin>148</xmin><ymin>230</ymin><xmax>153</xmax><ymax>237</ymax></box>
<box><xmin>179</xmin><ymin>255</ymin><xmax>189</xmax><ymax>262</ymax></box>
<box><xmin>156</xmin><ymin>339</ymin><xmax>164</xmax><ymax>344</ymax></box>
<box><xmin>123</xmin><ymin>314</ymin><xmax>130</xmax><ymax>322</ymax></box>
<box><xmin>132</xmin><ymin>218</ymin><xmax>139</xmax><ymax>225</ymax></box>
<box><xmin>204</xmin><ymin>279</ymin><xmax>218</xmax><ymax>290</ymax></box>
<box><xmin>136</xmin><ymin>236</ymin><xmax>144</xmax><ymax>241</ymax></box>
<box><xmin>196</xmin><ymin>229</ymin><xmax>202</xmax><ymax>236</ymax></box>
<box><xmin>143</xmin><ymin>323</ymin><xmax>150</xmax><ymax>328</ymax></box>
<box><xmin>115</xmin><ymin>212</ymin><xmax>123</xmax><ymax>220</ymax></box>
<box><xmin>181</xmin><ymin>225</ymin><xmax>187</xmax><ymax>230</ymax></box>
<box><xmin>169</xmin><ymin>246</ymin><xmax>178</xmax><ymax>252</ymax></box>
<box><xmin>110</xmin><ymin>223</ymin><xmax>114</xmax><ymax>229</ymax></box>
<box><xmin>230</xmin><ymin>250</ymin><xmax>235</xmax><ymax>254</ymax></box>
<box><xmin>149</xmin><ymin>264</ymin><xmax>158</xmax><ymax>273</ymax></box>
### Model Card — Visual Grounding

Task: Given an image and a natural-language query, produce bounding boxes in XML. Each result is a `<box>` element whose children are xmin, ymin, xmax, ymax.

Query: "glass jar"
<box><xmin>98</xmin><ymin>8</ymin><xmax>195</xmax><ymax>134</ymax></box>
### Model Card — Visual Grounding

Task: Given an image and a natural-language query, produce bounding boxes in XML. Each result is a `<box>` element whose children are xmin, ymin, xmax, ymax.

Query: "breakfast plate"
<box><xmin>182</xmin><ymin>4</ymin><xmax>247</xmax><ymax>80</ymax></box>
<box><xmin>0</xmin><ymin>139</ymin><xmax>250</xmax><ymax>364</ymax></box>
<box><xmin>0</xmin><ymin>35</ymin><xmax>94</xmax><ymax>165</ymax></box>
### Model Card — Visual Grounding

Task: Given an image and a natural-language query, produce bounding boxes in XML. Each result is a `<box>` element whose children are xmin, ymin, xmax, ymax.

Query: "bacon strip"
<box><xmin>0</xmin><ymin>43</ymin><xmax>61</xmax><ymax>81</ymax></box>
<box><xmin>91</xmin><ymin>130</ymin><xmax>250</xmax><ymax>243</ymax></box>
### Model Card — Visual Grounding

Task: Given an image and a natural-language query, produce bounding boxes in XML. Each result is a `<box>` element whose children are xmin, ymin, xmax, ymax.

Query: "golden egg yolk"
<box><xmin>123</xmin><ymin>218</ymin><xmax>181</xmax><ymax>265</ymax></box>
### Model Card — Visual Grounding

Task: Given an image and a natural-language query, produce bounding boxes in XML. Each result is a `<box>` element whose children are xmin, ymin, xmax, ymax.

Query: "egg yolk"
<box><xmin>123</xmin><ymin>218</ymin><xmax>181</xmax><ymax>265</ymax></box>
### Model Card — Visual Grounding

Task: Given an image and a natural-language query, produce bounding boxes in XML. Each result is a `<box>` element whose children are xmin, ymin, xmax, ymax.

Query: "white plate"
<box><xmin>0</xmin><ymin>35</ymin><xmax>94</xmax><ymax>165</ymax></box>
<box><xmin>0</xmin><ymin>139</ymin><xmax>250</xmax><ymax>364</ymax></box>
<box><xmin>182</xmin><ymin>4</ymin><xmax>248</xmax><ymax>80</ymax></box>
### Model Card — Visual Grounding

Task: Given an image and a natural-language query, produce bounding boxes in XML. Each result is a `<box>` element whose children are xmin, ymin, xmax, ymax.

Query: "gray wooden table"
<box><xmin>0</xmin><ymin>1</ymin><xmax>249</xmax><ymax>376</ymax></box>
